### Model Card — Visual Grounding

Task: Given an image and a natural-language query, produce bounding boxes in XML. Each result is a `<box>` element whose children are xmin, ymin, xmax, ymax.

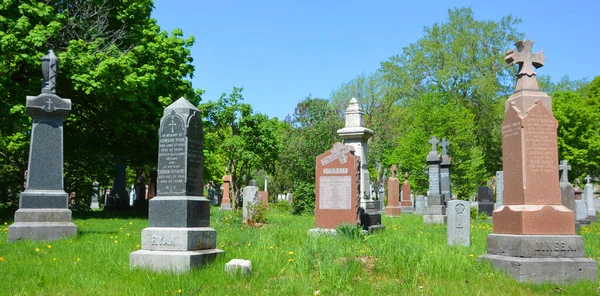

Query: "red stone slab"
<box><xmin>221</xmin><ymin>175</ymin><xmax>231</xmax><ymax>208</ymax></box>
<box><xmin>385</xmin><ymin>166</ymin><xmax>400</xmax><ymax>216</ymax></box>
<box><xmin>400</xmin><ymin>173</ymin><xmax>413</xmax><ymax>207</ymax></box>
<box><xmin>258</xmin><ymin>191</ymin><xmax>268</xmax><ymax>207</ymax></box>
<box><xmin>315</xmin><ymin>143</ymin><xmax>361</xmax><ymax>228</ymax></box>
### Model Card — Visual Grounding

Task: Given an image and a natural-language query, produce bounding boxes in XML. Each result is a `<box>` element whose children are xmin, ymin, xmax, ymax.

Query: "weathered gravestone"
<box><xmin>400</xmin><ymin>173</ymin><xmax>414</xmax><ymax>213</ymax></box>
<box><xmin>258</xmin><ymin>191</ymin><xmax>269</xmax><ymax>207</ymax></box>
<box><xmin>8</xmin><ymin>50</ymin><xmax>77</xmax><ymax>242</ymax></box>
<box><xmin>423</xmin><ymin>136</ymin><xmax>446</xmax><ymax>224</ymax></box>
<box><xmin>130</xmin><ymin>97</ymin><xmax>223</xmax><ymax>272</ymax></box>
<box><xmin>384</xmin><ymin>165</ymin><xmax>401</xmax><ymax>217</ymax></box>
<box><xmin>105</xmin><ymin>157</ymin><xmax>131</xmax><ymax>210</ymax></box>
<box><xmin>314</xmin><ymin>142</ymin><xmax>360</xmax><ymax>229</ymax></box>
<box><xmin>480</xmin><ymin>40</ymin><xmax>596</xmax><ymax>283</ymax></box>
<box><xmin>242</xmin><ymin>181</ymin><xmax>259</xmax><ymax>222</ymax></box>
<box><xmin>414</xmin><ymin>195</ymin><xmax>427</xmax><ymax>215</ymax></box>
<box><xmin>574</xmin><ymin>178</ymin><xmax>583</xmax><ymax>200</ymax></box>
<box><xmin>220</xmin><ymin>174</ymin><xmax>232</xmax><ymax>211</ymax></box>
<box><xmin>337</xmin><ymin>98</ymin><xmax>382</xmax><ymax>231</ymax></box>
<box><xmin>559</xmin><ymin>160</ymin><xmax>576</xmax><ymax>212</ymax></box>
<box><xmin>439</xmin><ymin>138</ymin><xmax>453</xmax><ymax>205</ymax></box>
<box><xmin>447</xmin><ymin>200</ymin><xmax>470</xmax><ymax>246</ymax></box>
<box><xmin>496</xmin><ymin>171</ymin><xmax>504</xmax><ymax>208</ymax></box>
<box><xmin>575</xmin><ymin>200</ymin><xmax>589</xmax><ymax>225</ymax></box>
<box><xmin>477</xmin><ymin>186</ymin><xmax>494</xmax><ymax>217</ymax></box>
<box><xmin>584</xmin><ymin>175</ymin><xmax>597</xmax><ymax>222</ymax></box>
<box><xmin>91</xmin><ymin>181</ymin><xmax>100</xmax><ymax>210</ymax></box>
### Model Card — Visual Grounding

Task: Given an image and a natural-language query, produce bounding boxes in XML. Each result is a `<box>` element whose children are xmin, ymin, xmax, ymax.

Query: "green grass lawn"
<box><xmin>0</xmin><ymin>206</ymin><xmax>599</xmax><ymax>295</ymax></box>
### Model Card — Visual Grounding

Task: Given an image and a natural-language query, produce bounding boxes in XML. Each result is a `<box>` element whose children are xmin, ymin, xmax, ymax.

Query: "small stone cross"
<box><xmin>585</xmin><ymin>175</ymin><xmax>592</xmax><ymax>184</ymax></box>
<box><xmin>320</xmin><ymin>142</ymin><xmax>355</xmax><ymax>166</ymax></box>
<box><xmin>169</xmin><ymin>117</ymin><xmax>177</xmax><ymax>133</ymax></box>
<box><xmin>390</xmin><ymin>165</ymin><xmax>397</xmax><ymax>178</ymax></box>
<box><xmin>428</xmin><ymin>136</ymin><xmax>439</xmax><ymax>152</ymax></box>
<box><xmin>440</xmin><ymin>138</ymin><xmax>450</xmax><ymax>155</ymax></box>
<box><xmin>505</xmin><ymin>40</ymin><xmax>545</xmax><ymax>77</ymax></box>
<box><xmin>559</xmin><ymin>160</ymin><xmax>571</xmax><ymax>183</ymax></box>
<box><xmin>45</xmin><ymin>98</ymin><xmax>54</xmax><ymax>111</ymax></box>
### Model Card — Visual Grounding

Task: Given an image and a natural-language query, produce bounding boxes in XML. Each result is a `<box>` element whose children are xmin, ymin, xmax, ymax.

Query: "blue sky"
<box><xmin>152</xmin><ymin>0</ymin><xmax>599</xmax><ymax>120</ymax></box>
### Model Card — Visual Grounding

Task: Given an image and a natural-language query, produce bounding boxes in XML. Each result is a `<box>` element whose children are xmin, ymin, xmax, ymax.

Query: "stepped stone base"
<box><xmin>220</xmin><ymin>203</ymin><xmax>232</xmax><ymax>211</ymax></box>
<box><xmin>8</xmin><ymin>209</ymin><xmax>77</xmax><ymax>242</ymax></box>
<box><xmin>130</xmin><ymin>249</ymin><xmax>224</xmax><ymax>273</ymax></box>
<box><xmin>423</xmin><ymin>205</ymin><xmax>446</xmax><ymax>224</ymax></box>
<box><xmin>481</xmin><ymin>234</ymin><xmax>597</xmax><ymax>283</ymax></box>
<box><xmin>480</xmin><ymin>254</ymin><xmax>597</xmax><ymax>283</ymax></box>
<box><xmin>400</xmin><ymin>206</ymin><xmax>414</xmax><ymax>214</ymax></box>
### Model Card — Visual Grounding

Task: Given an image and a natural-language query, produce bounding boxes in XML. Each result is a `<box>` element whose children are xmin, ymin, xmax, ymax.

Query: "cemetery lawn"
<box><xmin>1</xmin><ymin>206</ymin><xmax>599</xmax><ymax>295</ymax></box>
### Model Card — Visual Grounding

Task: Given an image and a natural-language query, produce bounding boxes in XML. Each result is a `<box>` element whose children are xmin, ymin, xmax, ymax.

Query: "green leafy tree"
<box><xmin>381</xmin><ymin>7</ymin><xmax>523</xmax><ymax>176</ymax></box>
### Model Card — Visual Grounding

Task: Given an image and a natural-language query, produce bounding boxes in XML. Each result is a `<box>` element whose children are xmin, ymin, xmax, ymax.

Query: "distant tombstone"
<box><xmin>314</xmin><ymin>142</ymin><xmax>360</xmax><ymax>229</ymax></box>
<box><xmin>400</xmin><ymin>173</ymin><xmax>414</xmax><ymax>213</ymax></box>
<box><xmin>148</xmin><ymin>167</ymin><xmax>158</xmax><ymax>199</ymax></box>
<box><xmin>559</xmin><ymin>160</ymin><xmax>576</xmax><ymax>212</ymax></box>
<box><xmin>384</xmin><ymin>165</ymin><xmax>401</xmax><ymax>217</ymax></box>
<box><xmin>8</xmin><ymin>50</ymin><xmax>77</xmax><ymax>242</ymax></box>
<box><xmin>575</xmin><ymin>200</ymin><xmax>589</xmax><ymax>224</ymax></box>
<box><xmin>439</xmin><ymin>138</ymin><xmax>453</xmax><ymax>204</ymax></box>
<box><xmin>129</xmin><ymin>184</ymin><xmax>135</xmax><ymax>206</ymax></box>
<box><xmin>477</xmin><ymin>186</ymin><xmax>494</xmax><ymax>216</ymax></box>
<box><xmin>584</xmin><ymin>175</ymin><xmax>597</xmax><ymax>222</ymax></box>
<box><xmin>447</xmin><ymin>200</ymin><xmax>470</xmax><ymax>246</ymax></box>
<box><xmin>496</xmin><ymin>171</ymin><xmax>504</xmax><ymax>207</ymax></box>
<box><xmin>91</xmin><ymin>181</ymin><xmax>100</xmax><ymax>210</ymax></box>
<box><xmin>258</xmin><ymin>191</ymin><xmax>269</xmax><ymax>207</ymax></box>
<box><xmin>424</xmin><ymin>136</ymin><xmax>446</xmax><ymax>224</ymax></box>
<box><xmin>130</xmin><ymin>97</ymin><xmax>223</xmax><ymax>273</ymax></box>
<box><xmin>105</xmin><ymin>157</ymin><xmax>131</xmax><ymax>210</ymax></box>
<box><xmin>574</xmin><ymin>179</ymin><xmax>583</xmax><ymax>200</ymax></box>
<box><xmin>221</xmin><ymin>175</ymin><xmax>232</xmax><ymax>210</ymax></box>
<box><xmin>242</xmin><ymin>181</ymin><xmax>259</xmax><ymax>222</ymax></box>
<box><xmin>414</xmin><ymin>195</ymin><xmax>427</xmax><ymax>215</ymax></box>
<box><xmin>133</xmin><ymin>175</ymin><xmax>147</xmax><ymax>210</ymax></box>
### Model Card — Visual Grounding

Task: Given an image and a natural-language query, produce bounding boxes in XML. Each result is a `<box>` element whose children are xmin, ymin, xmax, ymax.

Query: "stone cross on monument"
<box><xmin>440</xmin><ymin>138</ymin><xmax>450</xmax><ymax>155</ymax></box>
<box><xmin>391</xmin><ymin>165</ymin><xmax>397</xmax><ymax>178</ymax></box>
<box><xmin>505</xmin><ymin>39</ymin><xmax>545</xmax><ymax>91</ymax></box>
<box><xmin>41</xmin><ymin>50</ymin><xmax>58</xmax><ymax>94</ymax></box>
<box><xmin>428</xmin><ymin>136</ymin><xmax>439</xmax><ymax>152</ymax></box>
<box><xmin>559</xmin><ymin>160</ymin><xmax>571</xmax><ymax>183</ymax></box>
<box><xmin>585</xmin><ymin>175</ymin><xmax>592</xmax><ymax>184</ymax></box>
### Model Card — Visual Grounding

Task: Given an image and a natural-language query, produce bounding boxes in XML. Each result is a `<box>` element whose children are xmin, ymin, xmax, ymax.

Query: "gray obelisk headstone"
<box><xmin>477</xmin><ymin>186</ymin><xmax>494</xmax><ymax>217</ymax></box>
<box><xmin>439</xmin><ymin>138</ymin><xmax>452</xmax><ymax>205</ymax></box>
<box><xmin>130</xmin><ymin>97</ymin><xmax>223</xmax><ymax>272</ymax></box>
<box><xmin>447</xmin><ymin>200</ymin><xmax>470</xmax><ymax>246</ymax></box>
<box><xmin>496</xmin><ymin>171</ymin><xmax>504</xmax><ymax>208</ymax></box>
<box><xmin>91</xmin><ymin>181</ymin><xmax>100</xmax><ymax>210</ymax></box>
<box><xmin>584</xmin><ymin>175</ymin><xmax>597</xmax><ymax>222</ymax></box>
<box><xmin>423</xmin><ymin>136</ymin><xmax>446</xmax><ymax>224</ymax></box>
<box><xmin>8</xmin><ymin>50</ymin><xmax>77</xmax><ymax>242</ymax></box>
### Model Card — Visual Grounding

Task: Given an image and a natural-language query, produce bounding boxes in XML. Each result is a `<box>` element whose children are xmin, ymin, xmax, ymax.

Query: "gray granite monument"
<box><xmin>584</xmin><ymin>175</ymin><xmax>597</xmax><ymax>222</ymax></box>
<box><xmin>423</xmin><ymin>136</ymin><xmax>446</xmax><ymax>224</ymax></box>
<box><xmin>559</xmin><ymin>160</ymin><xmax>576</xmax><ymax>212</ymax></box>
<box><xmin>477</xmin><ymin>186</ymin><xmax>494</xmax><ymax>217</ymax></box>
<box><xmin>130</xmin><ymin>97</ymin><xmax>223</xmax><ymax>272</ymax></box>
<box><xmin>439</xmin><ymin>138</ymin><xmax>452</xmax><ymax>205</ymax></box>
<box><xmin>242</xmin><ymin>180</ymin><xmax>259</xmax><ymax>222</ymax></box>
<box><xmin>8</xmin><ymin>50</ymin><xmax>77</xmax><ymax>242</ymax></box>
<box><xmin>91</xmin><ymin>181</ymin><xmax>100</xmax><ymax>210</ymax></box>
<box><xmin>337</xmin><ymin>98</ymin><xmax>383</xmax><ymax>231</ymax></box>
<box><xmin>447</xmin><ymin>200</ymin><xmax>470</xmax><ymax>246</ymax></box>
<box><xmin>414</xmin><ymin>195</ymin><xmax>427</xmax><ymax>215</ymax></box>
<box><xmin>104</xmin><ymin>157</ymin><xmax>131</xmax><ymax>210</ymax></box>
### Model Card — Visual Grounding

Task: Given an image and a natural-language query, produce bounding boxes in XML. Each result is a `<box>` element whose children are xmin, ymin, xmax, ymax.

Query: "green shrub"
<box><xmin>274</xmin><ymin>200</ymin><xmax>291</xmax><ymax>213</ymax></box>
<box><xmin>246</xmin><ymin>201</ymin><xmax>267</xmax><ymax>224</ymax></box>
<box><xmin>478</xmin><ymin>211</ymin><xmax>489</xmax><ymax>221</ymax></box>
<box><xmin>291</xmin><ymin>182</ymin><xmax>315</xmax><ymax>215</ymax></box>
<box><xmin>336</xmin><ymin>224</ymin><xmax>365</xmax><ymax>240</ymax></box>
<box><xmin>470</xmin><ymin>206</ymin><xmax>478</xmax><ymax>220</ymax></box>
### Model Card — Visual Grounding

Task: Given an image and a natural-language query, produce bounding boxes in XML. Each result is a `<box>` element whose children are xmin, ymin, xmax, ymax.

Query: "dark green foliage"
<box><xmin>336</xmin><ymin>224</ymin><xmax>365</xmax><ymax>240</ymax></box>
<box><xmin>291</xmin><ymin>182</ymin><xmax>315</xmax><ymax>215</ymax></box>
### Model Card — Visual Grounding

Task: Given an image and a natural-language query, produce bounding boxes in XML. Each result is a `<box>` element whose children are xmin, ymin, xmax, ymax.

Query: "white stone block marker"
<box><xmin>447</xmin><ymin>200</ymin><xmax>470</xmax><ymax>246</ymax></box>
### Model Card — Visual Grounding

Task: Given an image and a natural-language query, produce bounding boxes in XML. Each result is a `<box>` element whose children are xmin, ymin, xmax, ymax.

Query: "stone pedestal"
<box><xmin>130</xmin><ymin>98</ymin><xmax>223</xmax><ymax>273</ymax></box>
<box><xmin>221</xmin><ymin>175</ymin><xmax>232</xmax><ymax>210</ymax></box>
<box><xmin>8</xmin><ymin>50</ymin><xmax>77</xmax><ymax>242</ymax></box>
<box><xmin>480</xmin><ymin>40</ymin><xmax>596</xmax><ymax>283</ymax></box>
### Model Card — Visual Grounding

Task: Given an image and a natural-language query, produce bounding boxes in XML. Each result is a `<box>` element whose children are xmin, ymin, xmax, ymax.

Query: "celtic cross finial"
<box><xmin>505</xmin><ymin>40</ymin><xmax>545</xmax><ymax>91</ymax></box>
<box><xmin>440</xmin><ymin>138</ymin><xmax>450</xmax><ymax>155</ymax></box>
<box><xmin>428</xmin><ymin>136</ymin><xmax>439</xmax><ymax>152</ymax></box>
<box><xmin>41</xmin><ymin>50</ymin><xmax>58</xmax><ymax>94</ymax></box>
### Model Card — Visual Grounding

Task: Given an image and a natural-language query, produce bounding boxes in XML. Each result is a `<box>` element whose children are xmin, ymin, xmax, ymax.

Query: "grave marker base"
<box><xmin>130</xmin><ymin>249</ymin><xmax>224</xmax><ymax>273</ymax></box>
<box><xmin>8</xmin><ymin>209</ymin><xmax>76</xmax><ymax>241</ymax></box>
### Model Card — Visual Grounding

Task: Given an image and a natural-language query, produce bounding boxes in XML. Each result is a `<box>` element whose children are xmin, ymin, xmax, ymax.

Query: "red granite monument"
<box><xmin>221</xmin><ymin>174</ymin><xmax>232</xmax><ymax>210</ymax></box>
<box><xmin>384</xmin><ymin>165</ymin><xmax>401</xmax><ymax>217</ymax></box>
<box><xmin>480</xmin><ymin>40</ymin><xmax>597</xmax><ymax>283</ymax></box>
<box><xmin>315</xmin><ymin>142</ymin><xmax>361</xmax><ymax>228</ymax></box>
<box><xmin>400</xmin><ymin>173</ymin><xmax>413</xmax><ymax>213</ymax></box>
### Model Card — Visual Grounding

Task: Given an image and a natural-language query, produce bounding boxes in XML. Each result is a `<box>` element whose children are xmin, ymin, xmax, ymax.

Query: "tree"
<box><xmin>0</xmin><ymin>0</ymin><xmax>200</xmax><ymax>206</ymax></box>
<box><xmin>381</xmin><ymin>7</ymin><xmax>523</xmax><ymax>176</ymax></box>
<box><xmin>275</xmin><ymin>97</ymin><xmax>342</xmax><ymax>214</ymax></box>
<box><xmin>200</xmin><ymin>87</ymin><xmax>281</xmax><ymax>207</ymax></box>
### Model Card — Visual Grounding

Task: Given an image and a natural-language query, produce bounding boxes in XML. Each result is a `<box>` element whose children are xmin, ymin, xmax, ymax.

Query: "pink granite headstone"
<box><xmin>384</xmin><ymin>165</ymin><xmax>401</xmax><ymax>217</ymax></box>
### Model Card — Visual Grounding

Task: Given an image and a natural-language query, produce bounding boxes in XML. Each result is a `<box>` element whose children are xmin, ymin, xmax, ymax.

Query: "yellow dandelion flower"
<box><xmin>110</xmin><ymin>236</ymin><xmax>114</xmax><ymax>239</ymax></box>
<box><xmin>52</xmin><ymin>258</ymin><xmax>56</xmax><ymax>261</ymax></box>
<box><xmin>3</xmin><ymin>222</ymin><xmax>7</xmax><ymax>225</ymax></box>
<box><xmin>288</xmin><ymin>251</ymin><xmax>294</xmax><ymax>255</ymax></box>
<box><xmin>269</xmin><ymin>246</ymin><xmax>274</xmax><ymax>249</ymax></box>
<box><xmin>288</xmin><ymin>259</ymin><xmax>294</xmax><ymax>262</ymax></box>
<box><xmin>114</xmin><ymin>240</ymin><xmax>118</xmax><ymax>244</ymax></box>
<box><xmin>469</xmin><ymin>254</ymin><xmax>474</xmax><ymax>257</ymax></box>
<box><xmin>77</xmin><ymin>257</ymin><xmax>80</xmax><ymax>261</ymax></box>
<box><xmin>35</xmin><ymin>248</ymin><xmax>40</xmax><ymax>252</ymax></box>
<box><xmin>136</xmin><ymin>244</ymin><xmax>140</xmax><ymax>248</ymax></box>
<box><xmin>247</xmin><ymin>243</ymin><xmax>251</xmax><ymax>247</ymax></box>
<box><xmin>0</xmin><ymin>257</ymin><xmax>4</xmax><ymax>261</ymax></box>
<box><xmin>127</xmin><ymin>233</ymin><xmax>131</xmax><ymax>237</ymax></box>
<box><xmin>47</xmin><ymin>245</ymin><xmax>52</xmax><ymax>249</ymax></box>
<box><xmin>177</xmin><ymin>289</ymin><xmax>182</xmax><ymax>293</ymax></box>
<box><xmin>115</xmin><ymin>236</ymin><xmax>118</xmax><ymax>238</ymax></box>
<box><xmin>129</xmin><ymin>222</ymin><xmax>133</xmax><ymax>225</ymax></box>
